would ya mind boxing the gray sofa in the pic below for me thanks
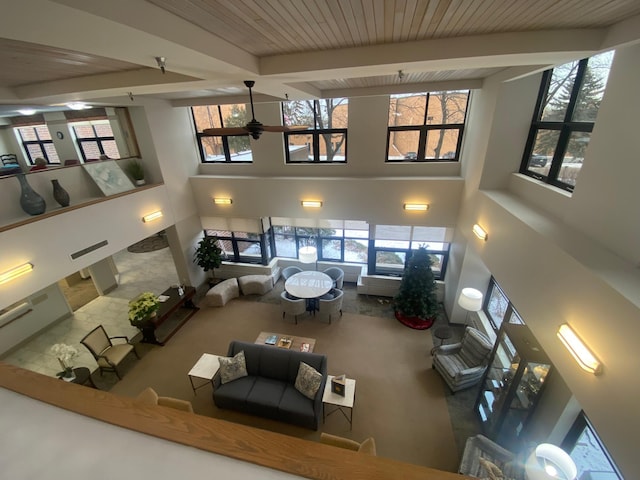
[212,340,327,430]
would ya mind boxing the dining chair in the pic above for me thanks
[80,325,139,379]
[318,289,344,323]
[280,291,306,324]
[282,266,303,281]
[322,267,344,289]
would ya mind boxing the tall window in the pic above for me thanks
[282,98,348,163]
[192,105,252,163]
[270,219,368,263]
[369,225,450,280]
[387,90,469,162]
[562,412,623,479]
[483,277,524,332]
[15,125,60,164]
[205,230,269,264]
[71,120,120,161]
[521,51,614,192]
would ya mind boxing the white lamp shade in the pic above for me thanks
[298,246,318,264]
[458,287,483,312]
[525,444,577,480]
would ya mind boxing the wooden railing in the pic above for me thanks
[0,363,469,480]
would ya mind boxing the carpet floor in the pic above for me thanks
[108,294,466,472]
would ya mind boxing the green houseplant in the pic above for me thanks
[125,159,145,185]
[194,236,224,282]
[393,246,439,329]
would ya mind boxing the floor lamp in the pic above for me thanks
[458,288,483,326]
[525,443,577,480]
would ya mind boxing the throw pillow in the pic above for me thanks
[218,350,248,384]
[294,361,323,400]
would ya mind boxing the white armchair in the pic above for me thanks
[432,326,493,393]
[322,267,344,289]
[318,289,344,323]
[280,291,306,324]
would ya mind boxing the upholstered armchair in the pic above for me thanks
[322,267,344,289]
[282,266,303,281]
[319,288,344,323]
[432,326,493,393]
[320,433,377,456]
[80,325,139,379]
[459,434,523,479]
[135,387,194,413]
[280,291,307,324]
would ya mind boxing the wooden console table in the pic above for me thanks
[138,286,198,346]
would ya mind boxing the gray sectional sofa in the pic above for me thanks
[212,340,327,430]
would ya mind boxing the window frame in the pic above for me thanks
[15,125,59,165]
[483,277,525,332]
[367,243,449,280]
[282,98,348,164]
[192,106,253,164]
[204,230,270,265]
[71,121,119,161]
[386,90,470,163]
[520,54,611,192]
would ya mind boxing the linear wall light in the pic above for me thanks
[473,224,488,241]
[213,197,233,205]
[301,200,322,208]
[0,263,33,285]
[403,203,429,211]
[557,323,602,375]
[142,211,163,223]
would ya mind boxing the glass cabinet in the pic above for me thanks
[474,322,552,449]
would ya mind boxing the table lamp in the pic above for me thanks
[525,443,577,480]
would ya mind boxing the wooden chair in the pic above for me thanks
[80,325,139,379]
[320,433,377,455]
[135,387,194,413]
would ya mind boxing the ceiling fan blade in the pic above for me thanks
[202,127,249,136]
[262,125,309,133]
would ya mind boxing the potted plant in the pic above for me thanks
[125,159,146,186]
[128,291,160,327]
[393,246,439,330]
[50,343,79,379]
[193,236,224,285]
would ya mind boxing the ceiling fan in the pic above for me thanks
[202,80,306,139]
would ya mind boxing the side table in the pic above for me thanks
[431,326,453,355]
[58,367,98,389]
[188,353,222,394]
[322,375,356,430]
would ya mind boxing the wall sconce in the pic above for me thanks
[473,224,488,241]
[301,200,322,208]
[557,323,602,375]
[213,197,233,205]
[142,211,163,223]
[403,203,429,211]
[0,263,33,285]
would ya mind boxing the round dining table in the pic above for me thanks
[284,271,333,312]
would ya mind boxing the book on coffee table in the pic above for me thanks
[277,337,292,349]
[300,343,310,352]
[265,335,277,345]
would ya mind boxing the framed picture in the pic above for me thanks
[83,160,135,196]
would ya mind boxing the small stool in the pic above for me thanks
[431,326,453,355]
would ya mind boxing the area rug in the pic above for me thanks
[127,233,168,253]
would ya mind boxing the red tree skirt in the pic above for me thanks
[395,311,435,330]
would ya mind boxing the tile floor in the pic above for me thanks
[3,247,179,378]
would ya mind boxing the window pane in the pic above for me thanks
[570,423,622,479]
[572,51,614,122]
[375,250,406,274]
[388,129,420,160]
[227,135,252,161]
[192,106,222,130]
[18,127,37,141]
[321,239,341,260]
[101,140,119,159]
[541,60,579,121]
[26,144,44,160]
[283,100,315,128]
[529,129,560,175]
[201,136,225,161]
[487,283,509,330]
[425,128,460,160]
[322,98,348,128]
[286,134,313,161]
[94,123,114,137]
[43,143,60,162]
[274,234,296,257]
[427,91,468,124]
[80,141,101,160]
[74,125,95,138]
[237,241,261,259]
[389,94,426,127]
[35,125,51,140]
[559,131,590,187]
[345,239,368,263]
[319,132,346,162]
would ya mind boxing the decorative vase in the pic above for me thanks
[16,173,46,215]
[51,179,70,207]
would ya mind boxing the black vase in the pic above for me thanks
[51,179,70,207]
[16,173,46,215]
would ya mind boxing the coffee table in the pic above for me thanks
[254,331,316,353]
[323,375,356,430]
[188,353,222,394]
